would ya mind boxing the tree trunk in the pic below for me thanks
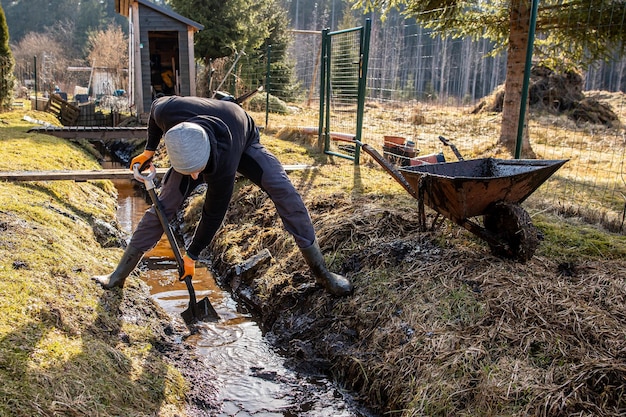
[460,38,471,101]
[440,37,448,100]
[500,0,535,158]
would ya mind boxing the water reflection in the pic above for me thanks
[113,178,373,417]
[114,179,147,236]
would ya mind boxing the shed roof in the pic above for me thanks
[115,0,204,30]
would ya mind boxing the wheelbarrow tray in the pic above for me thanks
[399,158,568,222]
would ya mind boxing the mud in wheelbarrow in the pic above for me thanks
[397,157,568,262]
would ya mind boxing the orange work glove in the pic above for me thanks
[181,253,195,281]
[130,150,155,172]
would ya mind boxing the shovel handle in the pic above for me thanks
[183,275,198,306]
[132,163,158,190]
[137,168,186,278]
[136,167,218,323]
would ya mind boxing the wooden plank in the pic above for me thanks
[27,126,148,140]
[0,165,312,182]
[0,168,169,182]
[45,94,81,126]
[115,0,131,16]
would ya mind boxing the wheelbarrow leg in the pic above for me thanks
[418,178,426,231]
[431,213,445,231]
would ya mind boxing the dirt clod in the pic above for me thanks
[472,65,620,127]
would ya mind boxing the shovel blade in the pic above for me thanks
[181,297,220,325]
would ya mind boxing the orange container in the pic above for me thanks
[410,152,445,166]
[383,135,406,146]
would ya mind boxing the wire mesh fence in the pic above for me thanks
[258,12,625,234]
[319,26,366,161]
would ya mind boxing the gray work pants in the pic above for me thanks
[129,142,316,253]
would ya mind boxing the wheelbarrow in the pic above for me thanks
[357,138,567,262]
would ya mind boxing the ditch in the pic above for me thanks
[111,177,375,416]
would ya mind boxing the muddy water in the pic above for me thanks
[113,178,374,417]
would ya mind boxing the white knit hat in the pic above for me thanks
[164,122,211,175]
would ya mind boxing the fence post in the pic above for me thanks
[33,56,38,110]
[318,29,329,151]
[265,44,271,128]
[515,0,539,159]
[354,18,372,165]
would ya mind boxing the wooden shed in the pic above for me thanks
[115,0,204,116]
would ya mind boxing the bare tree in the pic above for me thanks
[86,25,127,74]
[11,32,68,93]
[85,25,128,96]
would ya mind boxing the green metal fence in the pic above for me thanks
[230,10,625,234]
[318,20,371,163]
[294,17,624,233]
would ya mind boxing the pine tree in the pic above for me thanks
[0,4,14,112]
[169,0,296,99]
[247,3,297,101]
[168,0,271,62]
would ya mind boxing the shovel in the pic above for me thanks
[133,164,219,324]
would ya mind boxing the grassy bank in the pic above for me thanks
[0,108,217,416]
[2,100,625,416]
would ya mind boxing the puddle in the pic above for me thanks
[113,178,375,417]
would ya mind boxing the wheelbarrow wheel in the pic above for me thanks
[483,202,541,262]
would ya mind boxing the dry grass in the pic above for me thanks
[210,177,626,416]
[209,104,626,416]
[250,90,626,232]
[0,107,213,416]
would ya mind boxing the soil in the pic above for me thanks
[202,188,446,412]
[191,182,626,416]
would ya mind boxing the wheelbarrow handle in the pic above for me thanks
[355,140,419,200]
[438,136,464,161]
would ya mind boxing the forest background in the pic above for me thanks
[2,0,624,100]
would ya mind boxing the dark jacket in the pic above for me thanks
[146,96,260,258]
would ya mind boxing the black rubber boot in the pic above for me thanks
[301,240,353,296]
[92,245,144,289]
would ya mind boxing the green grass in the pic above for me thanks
[0,108,190,417]
[534,213,626,259]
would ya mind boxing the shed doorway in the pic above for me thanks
[149,31,181,98]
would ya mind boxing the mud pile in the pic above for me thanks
[183,183,626,416]
[473,66,620,127]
